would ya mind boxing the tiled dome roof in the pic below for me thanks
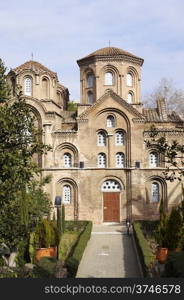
[12,60,57,77]
[77,47,144,65]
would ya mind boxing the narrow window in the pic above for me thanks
[116,152,124,167]
[87,73,94,88]
[127,92,133,103]
[151,182,160,202]
[24,77,32,96]
[107,115,115,128]
[115,131,124,145]
[63,153,72,167]
[127,73,133,86]
[98,153,106,168]
[87,91,94,104]
[105,72,113,85]
[97,131,106,146]
[149,152,159,167]
[42,77,49,98]
[63,185,71,204]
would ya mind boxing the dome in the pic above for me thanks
[77,46,144,65]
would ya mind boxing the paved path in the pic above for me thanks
[76,224,142,278]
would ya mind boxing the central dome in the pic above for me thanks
[77,46,144,66]
[86,46,137,57]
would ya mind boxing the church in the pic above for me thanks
[7,47,184,223]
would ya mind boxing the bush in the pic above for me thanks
[34,256,57,278]
[29,219,59,263]
[163,251,184,277]
[164,207,183,249]
[59,232,79,262]
[66,221,92,277]
[133,221,155,277]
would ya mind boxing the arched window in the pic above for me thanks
[87,73,94,88]
[107,115,115,127]
[116,152,125,167]
[87,91,94,104]
[104,72,113,85]
[151,182,160,202]
[42,77,49,98]
[127,92,133,103]
[63,185,71,204]
[127,73,133,86]
[115,131,124,145]
[63,153,72,167]
[98,153,106,168]
[102,180,121,192]
[149,152,159,167]
[24,77,32,96]
[97,131,106,146]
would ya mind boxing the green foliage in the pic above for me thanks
[34,256,57,278]
[133,222,155,277]
[0,58,52,251]
[163,251,184,277]
[61,205,65,233]
[155,199,169,247]
[67,101,77,111]
[165,207,183,249]
[59,232,79,262]
[29,220,59,263]
[0,59,10,103]
[66,221,92,277]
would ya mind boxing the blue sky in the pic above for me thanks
[1,0,184,101]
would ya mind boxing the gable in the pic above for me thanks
[77,90,145,121]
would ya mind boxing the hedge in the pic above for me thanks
[59,232,79,262]
[133,221,155,277]
[65,221,92,277]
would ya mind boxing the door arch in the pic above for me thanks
[102,179,121,222]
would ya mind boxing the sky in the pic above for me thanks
[0,0,184,102]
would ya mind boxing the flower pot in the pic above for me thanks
[35,247,57,261]
[156,247,168,264]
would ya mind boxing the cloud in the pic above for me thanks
[0,0,184,100]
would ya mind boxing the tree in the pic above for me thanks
[145,125,184,181]
[0,59,52,252]
[67,101,77,111]
[144,78,184,118]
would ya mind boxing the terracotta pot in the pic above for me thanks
[156,247,168,264]
[35,247,57,261]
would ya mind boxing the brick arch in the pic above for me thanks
[56,177,79,220]
[54,143,79,167]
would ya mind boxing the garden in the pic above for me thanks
[0,208,92,278]
[133,198,184,277]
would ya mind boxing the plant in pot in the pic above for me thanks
[34,219,58,262]
[155,199,169,264]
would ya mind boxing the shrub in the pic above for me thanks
[163,251,184,277]
[59,232,79,262]
[165,207,183,249]
[133,221,155,277]
[34,256,57,278]
[66,221,92,277]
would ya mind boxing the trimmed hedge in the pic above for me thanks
[59,232,79,262]
[133,221,155,277]
[163,251,184,277]
[65,221,92,277]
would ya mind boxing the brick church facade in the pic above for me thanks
[7,47,184,223]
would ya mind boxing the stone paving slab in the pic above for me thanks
[76,224,141,278]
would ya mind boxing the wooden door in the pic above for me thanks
[103,192,120,222]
